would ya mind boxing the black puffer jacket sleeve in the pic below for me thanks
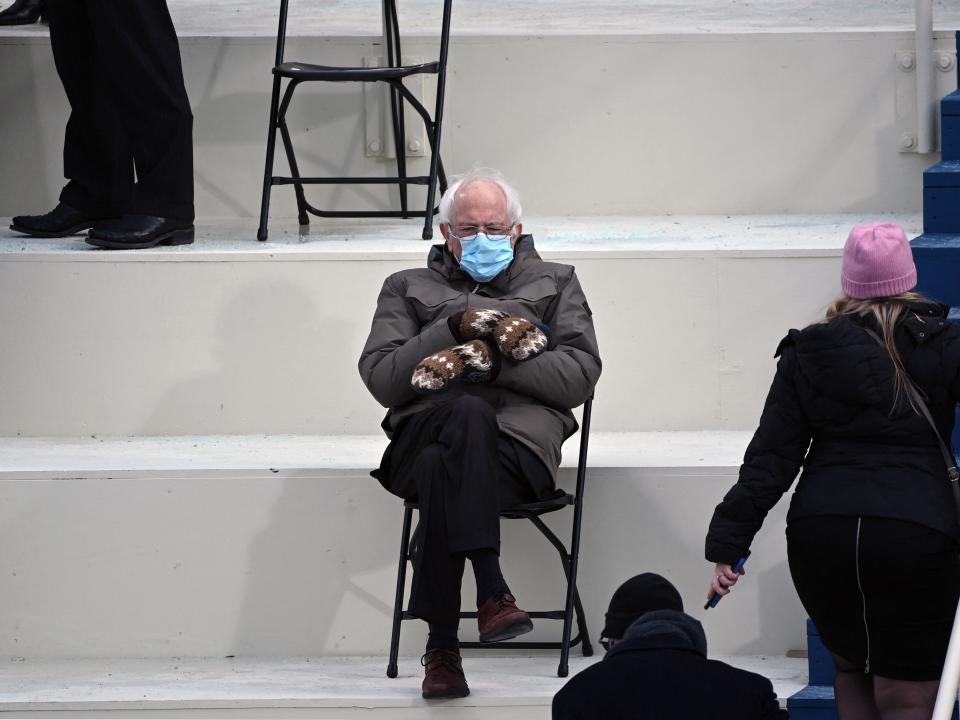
[705,342,812,565]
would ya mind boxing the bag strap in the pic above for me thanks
[863,327,960,512]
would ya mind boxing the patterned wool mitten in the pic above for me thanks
[493,316,549,362]
[448,308,510,343]
[411,340,498,394]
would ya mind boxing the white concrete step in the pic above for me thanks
[0,432,806,661]
[0,654,805,717]
[0,431,752,478]
[8,0,960,37]
[0,214,920,437]
[0,21,954,218]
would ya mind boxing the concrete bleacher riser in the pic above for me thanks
[0,244,843,437]
[0,31,955,220]
[0,462,802,659]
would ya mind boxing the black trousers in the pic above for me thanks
[44,0,194,221]
[374,395,556,627]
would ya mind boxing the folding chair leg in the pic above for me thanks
[257,75,283,241]
[421,0,452,240]
[573,585,594,657]
[559,502,587,677]
[384,0,409,218]
[558,582,575,675]
[388,84,409,217]
[527,513,589,677]
[276,82,310,228]
[387,506,414,678]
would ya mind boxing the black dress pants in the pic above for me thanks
[44,0,194,221]
[374,395,557,627]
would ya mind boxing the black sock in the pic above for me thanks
[467,549,510,607]
[426,623,459,652]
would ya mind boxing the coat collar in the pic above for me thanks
[851,300,951,345]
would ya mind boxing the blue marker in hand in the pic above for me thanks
[704,551,751,610]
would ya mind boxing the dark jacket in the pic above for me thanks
[552,610,786,720]
[706,302,960,565]
[358,235,602,478]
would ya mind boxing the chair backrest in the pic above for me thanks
[272,0,455,68]
[273,0,292,66]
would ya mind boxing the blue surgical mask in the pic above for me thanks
[458,233,515,283]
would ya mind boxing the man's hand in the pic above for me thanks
[449,309,549,362]
[449,308,510,342]
[492,316,549,362]
[411,339,498,394]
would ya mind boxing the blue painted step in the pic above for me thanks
[806,620,835,686]
[942,33,960,161]
[912,233,960,455]
[923,33,960,233]
[788,685,838,720]
[912,233,960,306]
[943,89,960,161]
[915,30,960,457]
[922,161,960,233]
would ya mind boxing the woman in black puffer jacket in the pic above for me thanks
[705,222,960,720]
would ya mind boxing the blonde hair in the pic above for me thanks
[823,291,928,412]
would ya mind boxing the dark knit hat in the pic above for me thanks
[601,573,684,640]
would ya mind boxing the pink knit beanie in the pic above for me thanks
[841,222,917,299]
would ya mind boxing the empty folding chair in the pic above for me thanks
[258,0,453,241]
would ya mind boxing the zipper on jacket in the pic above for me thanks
[855,516,871,674]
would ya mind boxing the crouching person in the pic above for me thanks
[358,169,602,699]
[552,574,787,719]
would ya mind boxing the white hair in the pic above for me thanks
[437,168,523,226]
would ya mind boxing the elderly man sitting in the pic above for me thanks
[358,169,601,698]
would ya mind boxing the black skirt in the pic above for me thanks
[787,515,960,681]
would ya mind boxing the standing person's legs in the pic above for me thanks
[832,655,880,720]
[85,0,193,222]
[860,518,960,720]
[44,0,132,215]
[872,678,938,720]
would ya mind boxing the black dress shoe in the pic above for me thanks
[0,0,44,26]
[10,203,119,238]
[86,215,195,250]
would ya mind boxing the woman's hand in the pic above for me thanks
[707,562,745,602]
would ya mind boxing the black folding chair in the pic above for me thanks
[257,0,453,242]
[386,396,595,679]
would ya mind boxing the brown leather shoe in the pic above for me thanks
[421,649,470,699]
[478,592,534,643]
